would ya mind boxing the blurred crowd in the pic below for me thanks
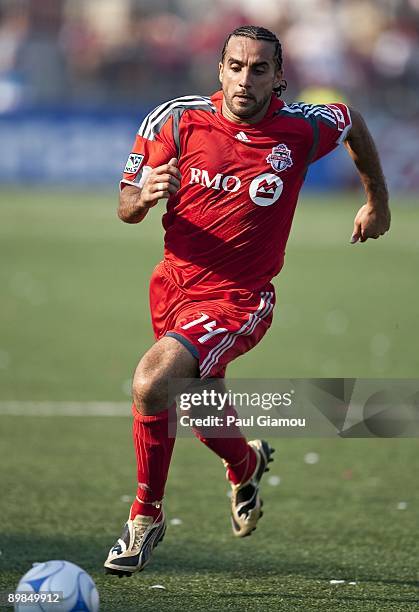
[0,0,419,117]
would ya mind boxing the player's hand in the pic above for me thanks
[139,158,181,209]
[350,201,391,244]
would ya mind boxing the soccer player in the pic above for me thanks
[104,25,390,576]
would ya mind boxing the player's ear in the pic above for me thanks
[273,69,283,90]
[218,61,224,84]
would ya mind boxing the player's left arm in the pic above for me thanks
[344,108,390,244]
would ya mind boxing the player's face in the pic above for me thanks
[219,37,283,124]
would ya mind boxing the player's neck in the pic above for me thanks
[221,98,271,125]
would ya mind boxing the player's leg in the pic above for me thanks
[190,375,259,485]
[104,336,198,576]
[176,289,276,536]
[130,336,198,516]
[190,377,274,537]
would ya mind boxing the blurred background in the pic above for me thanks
[1,0,419,188]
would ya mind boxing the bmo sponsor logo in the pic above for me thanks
[249,173,283,206]
[189,167,283,206]
[189,167,241,192]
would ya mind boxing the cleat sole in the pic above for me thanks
[104,568,133,578]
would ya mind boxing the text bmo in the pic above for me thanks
[189,167,241,192]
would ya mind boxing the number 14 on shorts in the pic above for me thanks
[181,313,227,344]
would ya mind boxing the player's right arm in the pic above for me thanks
[118,158,181,224]
[118,101,181,224]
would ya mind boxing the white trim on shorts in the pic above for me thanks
[199,291,274,378]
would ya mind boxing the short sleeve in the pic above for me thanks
[120,103,178,190]
[310,103,352,163]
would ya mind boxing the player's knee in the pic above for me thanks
[132,370,167,414]
[132,337,197,414]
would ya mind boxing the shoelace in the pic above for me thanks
[133,522,149,548]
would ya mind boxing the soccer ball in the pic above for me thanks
[14,560,99,611]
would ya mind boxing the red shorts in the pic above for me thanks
[149,261,275,378]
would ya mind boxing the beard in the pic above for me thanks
[224,90,272,119]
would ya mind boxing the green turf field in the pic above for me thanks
[1,189,418,400]
[0,189,418,611]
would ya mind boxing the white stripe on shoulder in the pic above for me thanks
[304,107,336,123]
[138,95,216,140]
[281,104,306,114]
[283,103,337,125]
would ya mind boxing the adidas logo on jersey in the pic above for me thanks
[235,131,251,142]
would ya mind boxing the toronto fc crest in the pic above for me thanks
[266,143,293,173]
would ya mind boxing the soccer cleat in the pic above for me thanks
[104,510,166,577]
[229,439,275,537]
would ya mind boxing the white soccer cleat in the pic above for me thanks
[229,439,275,537]
[104,511,166,577]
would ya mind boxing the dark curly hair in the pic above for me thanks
[221,25,287,96]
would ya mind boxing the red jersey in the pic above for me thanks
[121,90,351,298]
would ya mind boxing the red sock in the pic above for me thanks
[129,403,176,520]
[192,405,257,485]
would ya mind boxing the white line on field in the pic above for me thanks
[0,401,131,417]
